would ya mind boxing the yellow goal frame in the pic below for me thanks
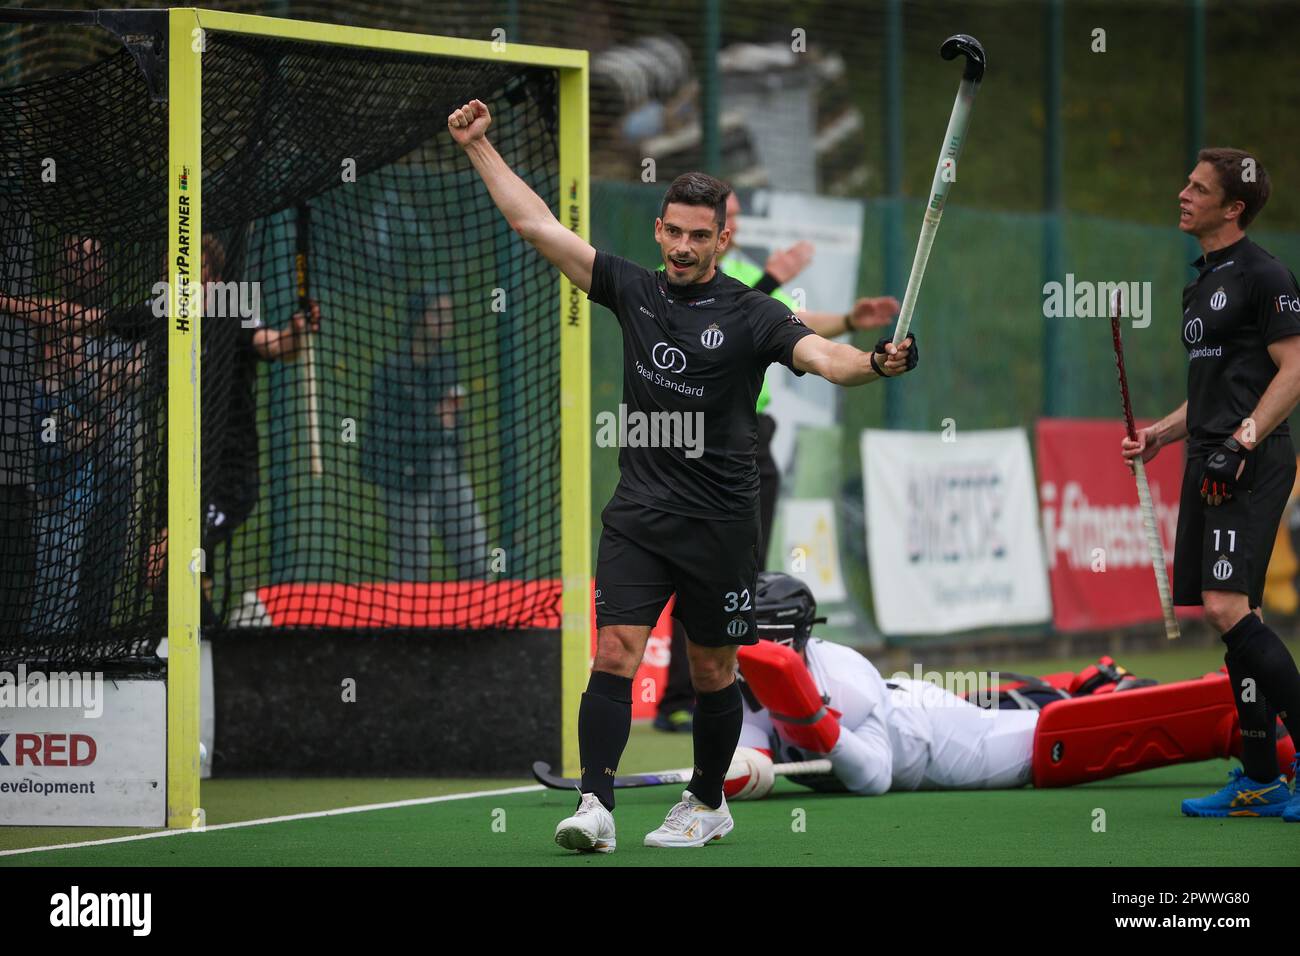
[166,8,590,827]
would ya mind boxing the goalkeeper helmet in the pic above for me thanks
[754,571,825,653]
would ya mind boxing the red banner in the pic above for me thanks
[1036,419,1199,631]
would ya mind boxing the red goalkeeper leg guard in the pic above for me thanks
[1033,672,1243,787]
[736,641,840,754]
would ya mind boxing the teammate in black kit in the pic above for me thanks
[1122,147,1300,820]
[449,98,917,851]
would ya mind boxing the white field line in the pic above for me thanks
[0,783,546,858]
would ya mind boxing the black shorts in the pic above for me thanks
[594,494,760,647]
[1173,434,1296,607]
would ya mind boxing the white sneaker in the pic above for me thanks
[644,790,734,848]
[554,793,617,853]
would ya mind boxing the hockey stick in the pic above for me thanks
[1111,289,1180,640]
[892,34,986,347]
[531,758,834,792]
[295,202,323,478]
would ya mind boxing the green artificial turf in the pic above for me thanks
[3,642,1296,865]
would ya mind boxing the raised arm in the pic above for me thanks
[448,99,595,293]
[792,332,915,386]
[0,293,101,332]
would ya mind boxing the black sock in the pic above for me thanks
[686,680,743,810]
[1222,613,1300,763]
[1223,646,1280,781]
[578,671,633,811]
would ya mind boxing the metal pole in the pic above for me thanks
[703,0,721,174]
[882,0,904,428]
[1042,0,1064,416]
[1185,0,1206,264]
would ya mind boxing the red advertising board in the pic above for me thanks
[1036,418,1199,631]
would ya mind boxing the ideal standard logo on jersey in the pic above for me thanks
[1183,316,1203,344]
[652,342,687,373]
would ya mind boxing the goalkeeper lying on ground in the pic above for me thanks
[727,572,1295,809]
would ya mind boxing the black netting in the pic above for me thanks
[1,28,563,666]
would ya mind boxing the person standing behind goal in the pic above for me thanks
[449,98,917,851]
[1122,147,1300,820]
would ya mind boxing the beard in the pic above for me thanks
[664,251,714,286]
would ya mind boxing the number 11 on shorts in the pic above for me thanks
[1213,529,1237,551]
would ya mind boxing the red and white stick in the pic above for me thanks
[1111,290,1179,640]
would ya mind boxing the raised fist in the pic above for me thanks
[448,99,491,146]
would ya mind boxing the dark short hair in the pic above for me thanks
[659,172,731,233]
[1197,147,1271,229]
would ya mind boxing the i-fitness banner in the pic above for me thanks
[1036,419,1189,632]
[862,428,1052,635]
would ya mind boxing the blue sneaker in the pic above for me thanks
[1283,758,1300,823]
[1182,768,1292,818]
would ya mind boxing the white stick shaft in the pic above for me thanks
[1134,457,1179,640]
[894,77,980,346]
[304,338,322,478]
[723,758,833,781]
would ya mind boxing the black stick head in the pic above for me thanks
[941,34,986,82]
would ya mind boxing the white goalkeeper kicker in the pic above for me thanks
[893,35,985,347]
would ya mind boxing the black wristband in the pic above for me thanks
[754,271,781,295]
[869,350,887,377]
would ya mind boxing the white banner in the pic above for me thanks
[0,675,165,827]
[862,428,1052,635]
[779,498,847,603]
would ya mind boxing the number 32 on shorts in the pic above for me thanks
[724,589,752,612]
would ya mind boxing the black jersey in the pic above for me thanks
[588,250,815,519]
[1181,236,1300,454]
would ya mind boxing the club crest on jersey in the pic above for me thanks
[1213,556,1233,581]
[1210,287,1226,311]
[700,323,724,349]
[726,616,749,638]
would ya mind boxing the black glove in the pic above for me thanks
[1200,437,1247,504]
[871,333,919,377]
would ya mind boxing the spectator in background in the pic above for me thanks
[2,236,119,634]
[0,290,38,639]
[28,324,101,633]
[365,286,488,582]
[5,234,319,627]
